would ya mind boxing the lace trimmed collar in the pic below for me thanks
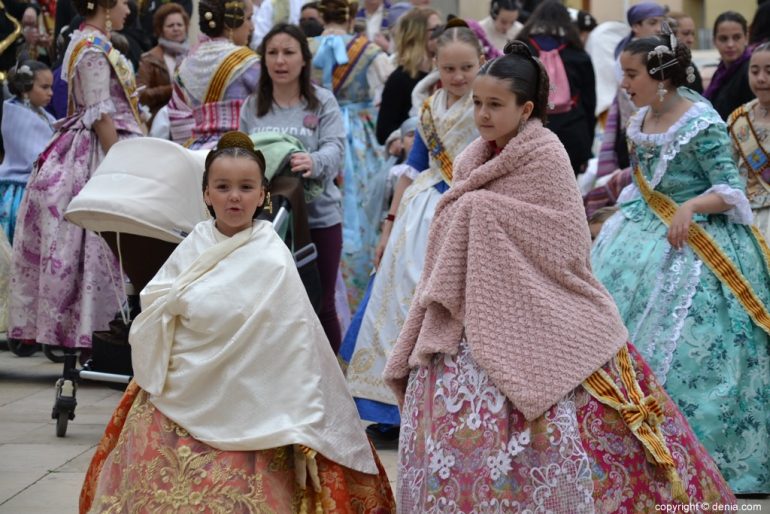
[618,101,722,203]
[626,101,712,146]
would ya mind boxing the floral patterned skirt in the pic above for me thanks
[8,128,131,348]
[397,341,735,513]
[80,382,395,514]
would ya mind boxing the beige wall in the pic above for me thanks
[704,0,755,29]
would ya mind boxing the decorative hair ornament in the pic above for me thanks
[204,11,213,19]
[17,64,33,77]
[209,20,216,28]
[686,65,696,84]
[86,1,94,9]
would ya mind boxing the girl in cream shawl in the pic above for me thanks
[340,21,482,430]
[80,132,395,514]
[383,42,734,513]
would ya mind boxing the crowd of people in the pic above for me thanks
[0,0,769,511]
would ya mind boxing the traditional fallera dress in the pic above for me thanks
[341,89,478,426]
[383,120,735,513]
[167,37,259,149]
[310,32,391,310]
[0,97,55,243]
[8,27,144,349]
[80,220,395,513]
[728,98,770,240]
[592,101,770,494]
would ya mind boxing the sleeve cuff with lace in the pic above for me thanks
[703,184,753,224]
[390,163,419,180]
[82,99,117,129]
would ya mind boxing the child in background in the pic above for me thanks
[0,60,55,243]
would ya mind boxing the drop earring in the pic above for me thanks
[22,93,30,107]
[657,82,667,103]
[105,9,112,32]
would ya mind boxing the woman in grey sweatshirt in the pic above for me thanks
[240,23,346,353]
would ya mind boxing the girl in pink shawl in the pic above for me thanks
[383,41,735,513]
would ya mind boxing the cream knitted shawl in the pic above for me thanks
[383,121,628,421]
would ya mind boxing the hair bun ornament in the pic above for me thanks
[218,131,256,152]
[686,65,696,84]
[17,64,33,77]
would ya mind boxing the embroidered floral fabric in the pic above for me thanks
[397,341,733,513]
[80,382,396,514]
[8,28,143,349]
[592,102,770,493]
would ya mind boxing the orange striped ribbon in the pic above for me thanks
[203,47,258,103]
[633,166,770,335]
[582,345,689,503]
[331,35,368,94]
[420,100,454,184]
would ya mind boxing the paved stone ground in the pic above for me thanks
[0,345,767,513]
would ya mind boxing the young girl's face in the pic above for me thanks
[28,69,53,108]
[749,51,770,106]
[204,156,265,237]
[436,40,482,101]
[472,74,533,148]
[619,50,658,108]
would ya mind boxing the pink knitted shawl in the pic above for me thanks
[383,120,628,421]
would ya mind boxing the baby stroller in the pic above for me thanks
[54,137,321,437]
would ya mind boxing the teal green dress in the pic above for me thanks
[592,101,770,494]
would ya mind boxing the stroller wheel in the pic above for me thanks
[55,411,69,437]
[8,339,39,357]
[43,345,67,363]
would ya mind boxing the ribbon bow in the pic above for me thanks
[311,35,349,90]
[618,394,663,431]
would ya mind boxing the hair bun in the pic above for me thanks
[503,40,534,58]
[217,131,257,152]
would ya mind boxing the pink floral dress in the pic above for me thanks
[8,27,144,348]
[397,341,736,513]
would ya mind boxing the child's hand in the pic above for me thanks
[668,203,694,250]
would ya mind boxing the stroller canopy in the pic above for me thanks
[66,138,210,243]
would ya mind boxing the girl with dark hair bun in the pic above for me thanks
[240,23,347,353]
[166,0,259,148]
[383,39,737,512]
[7,0,144,357]
[516,0,596,174]
[307,0,392,308]
[592,33,770,495]
[79,131,396,513]
[479,0,522,51]
[0,60,55,244]
[705,11,754,120]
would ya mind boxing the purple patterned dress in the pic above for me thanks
[8,27,144,349]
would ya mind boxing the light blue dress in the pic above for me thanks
[310,34,388,310]
[592,101,770,494]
